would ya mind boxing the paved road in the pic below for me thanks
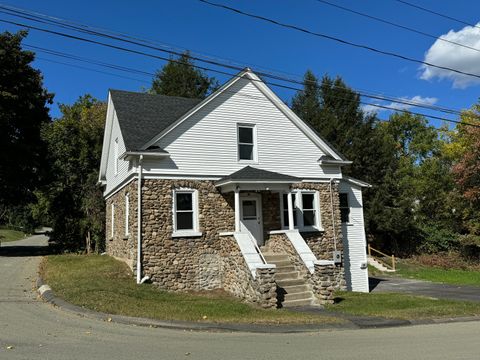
[370,276,480,302]
[1,236,480,360]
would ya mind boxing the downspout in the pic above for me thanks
[136,155,143,284]
[329,178,338,252]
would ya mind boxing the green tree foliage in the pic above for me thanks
[36,95,106,252]
[150,52,218,99]
[0,31,53,228]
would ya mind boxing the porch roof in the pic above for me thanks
[215,166,300,190]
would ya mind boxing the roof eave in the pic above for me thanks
[120,151,170,161]
[318,159,353,166]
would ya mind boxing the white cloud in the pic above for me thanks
[421,23,480,88]
[362,96,438,114]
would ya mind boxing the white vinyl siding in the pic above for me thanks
[104,110,135,195]
[339,181,369,292]
[150,78,341,179]
[172,189,201,237]
[125,193,129,236]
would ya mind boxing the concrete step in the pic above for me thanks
[274,265,296,273]
[263,254,290,262]
[276,278,305,287]
[284,291,314,301]
[282,298,314,308]
[266,260,291,267]
[282,284,310,294]
[275,271,300,281]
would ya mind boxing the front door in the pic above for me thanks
[240,194,264,246]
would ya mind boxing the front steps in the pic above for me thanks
[262,253,316,308]
[367,256,395,272]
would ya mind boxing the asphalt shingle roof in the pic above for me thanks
[218,166,300,183]
[110,90,202,151]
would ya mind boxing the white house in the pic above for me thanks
[99,68,370,308]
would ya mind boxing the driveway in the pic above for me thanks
[1,236,480,360]
[370,276,480,302]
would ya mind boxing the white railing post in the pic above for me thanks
[234,187,240,233]
[287,191,294,231]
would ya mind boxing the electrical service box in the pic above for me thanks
[333,251,342,264]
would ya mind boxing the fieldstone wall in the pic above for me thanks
[262,192,281,235]
[293,182,344,261]
[265,233,309,279]
[105,180,138,269]
[220,235,276,308]
[312,263,336,305]
[141,179,233,291]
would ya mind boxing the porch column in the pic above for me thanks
[234,187,240,232]
[287,191,294,231]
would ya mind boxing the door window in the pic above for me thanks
[242,200,257,220]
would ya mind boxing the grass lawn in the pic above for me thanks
[327,291,480,320]
[0,227,27,242]
[395,262,480,287]
[40,254,340,324]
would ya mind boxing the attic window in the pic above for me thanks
[238,124,256,161]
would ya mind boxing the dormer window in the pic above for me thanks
[238,124,256,162]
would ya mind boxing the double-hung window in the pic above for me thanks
[281,190,321,231]
[238,124,256,161]
[173,189,201,237]
[339,193,350,223]
[125,193,130,236]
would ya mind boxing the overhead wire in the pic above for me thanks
[314,0,480,54]
[0,3,469,117]
[197,0,480,81]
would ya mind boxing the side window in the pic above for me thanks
[282,193,298,228]
[281,191,320,230]
[114,138,119,175]
[339,193,350,223]
[125,193,129,236]
[301,193,316,227]
[111,203,115,238]
[238,125,256,161]
[173,190,200,236]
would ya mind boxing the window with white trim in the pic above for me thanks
[281,190,321,231]
[173,189,201,237]
[111,203,115,238]
[114,138,119,175]
[339,193,350,223]
[237,124,256,161]
[125,193,130,236]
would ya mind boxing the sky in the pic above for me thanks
[2,0,480,125]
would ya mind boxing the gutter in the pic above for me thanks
[136,155,143,284]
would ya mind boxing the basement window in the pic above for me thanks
[172,189,202,237]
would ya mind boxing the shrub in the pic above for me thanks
[458,234,480,261]
[418,224,459,254]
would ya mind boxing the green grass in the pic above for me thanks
[40,254,340,324]
[395,262,480,287]
[0,227,27,242]
[327,291,480,320]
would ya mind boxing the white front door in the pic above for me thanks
[240,194,263,246]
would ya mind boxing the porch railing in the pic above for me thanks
[368,244,396,271]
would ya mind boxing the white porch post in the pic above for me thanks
[287,191,294,231]
[234,187,240,232]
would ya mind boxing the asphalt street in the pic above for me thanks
[1,235,480,360]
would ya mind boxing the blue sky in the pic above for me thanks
[2,0,480,125]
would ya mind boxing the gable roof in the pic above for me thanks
[216,166,300,186]
[141,68,349,162]
[110,90,202,151]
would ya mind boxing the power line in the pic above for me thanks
[314,0,480,54]
[0,3,466,117]
[394,0,480,30]
[198,0,480,81]
[25,41,464,118]
[1,10,477,126]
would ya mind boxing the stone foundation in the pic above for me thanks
[104,179,344,308]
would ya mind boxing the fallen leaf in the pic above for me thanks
[185,352,191,356]
[6,346,14,350]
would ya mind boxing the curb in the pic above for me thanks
[35,277,356,333]
[36,277,480,333]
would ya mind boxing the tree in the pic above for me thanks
[150,52,218,99]
[0,31,53,227]
[36,95,106,252]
